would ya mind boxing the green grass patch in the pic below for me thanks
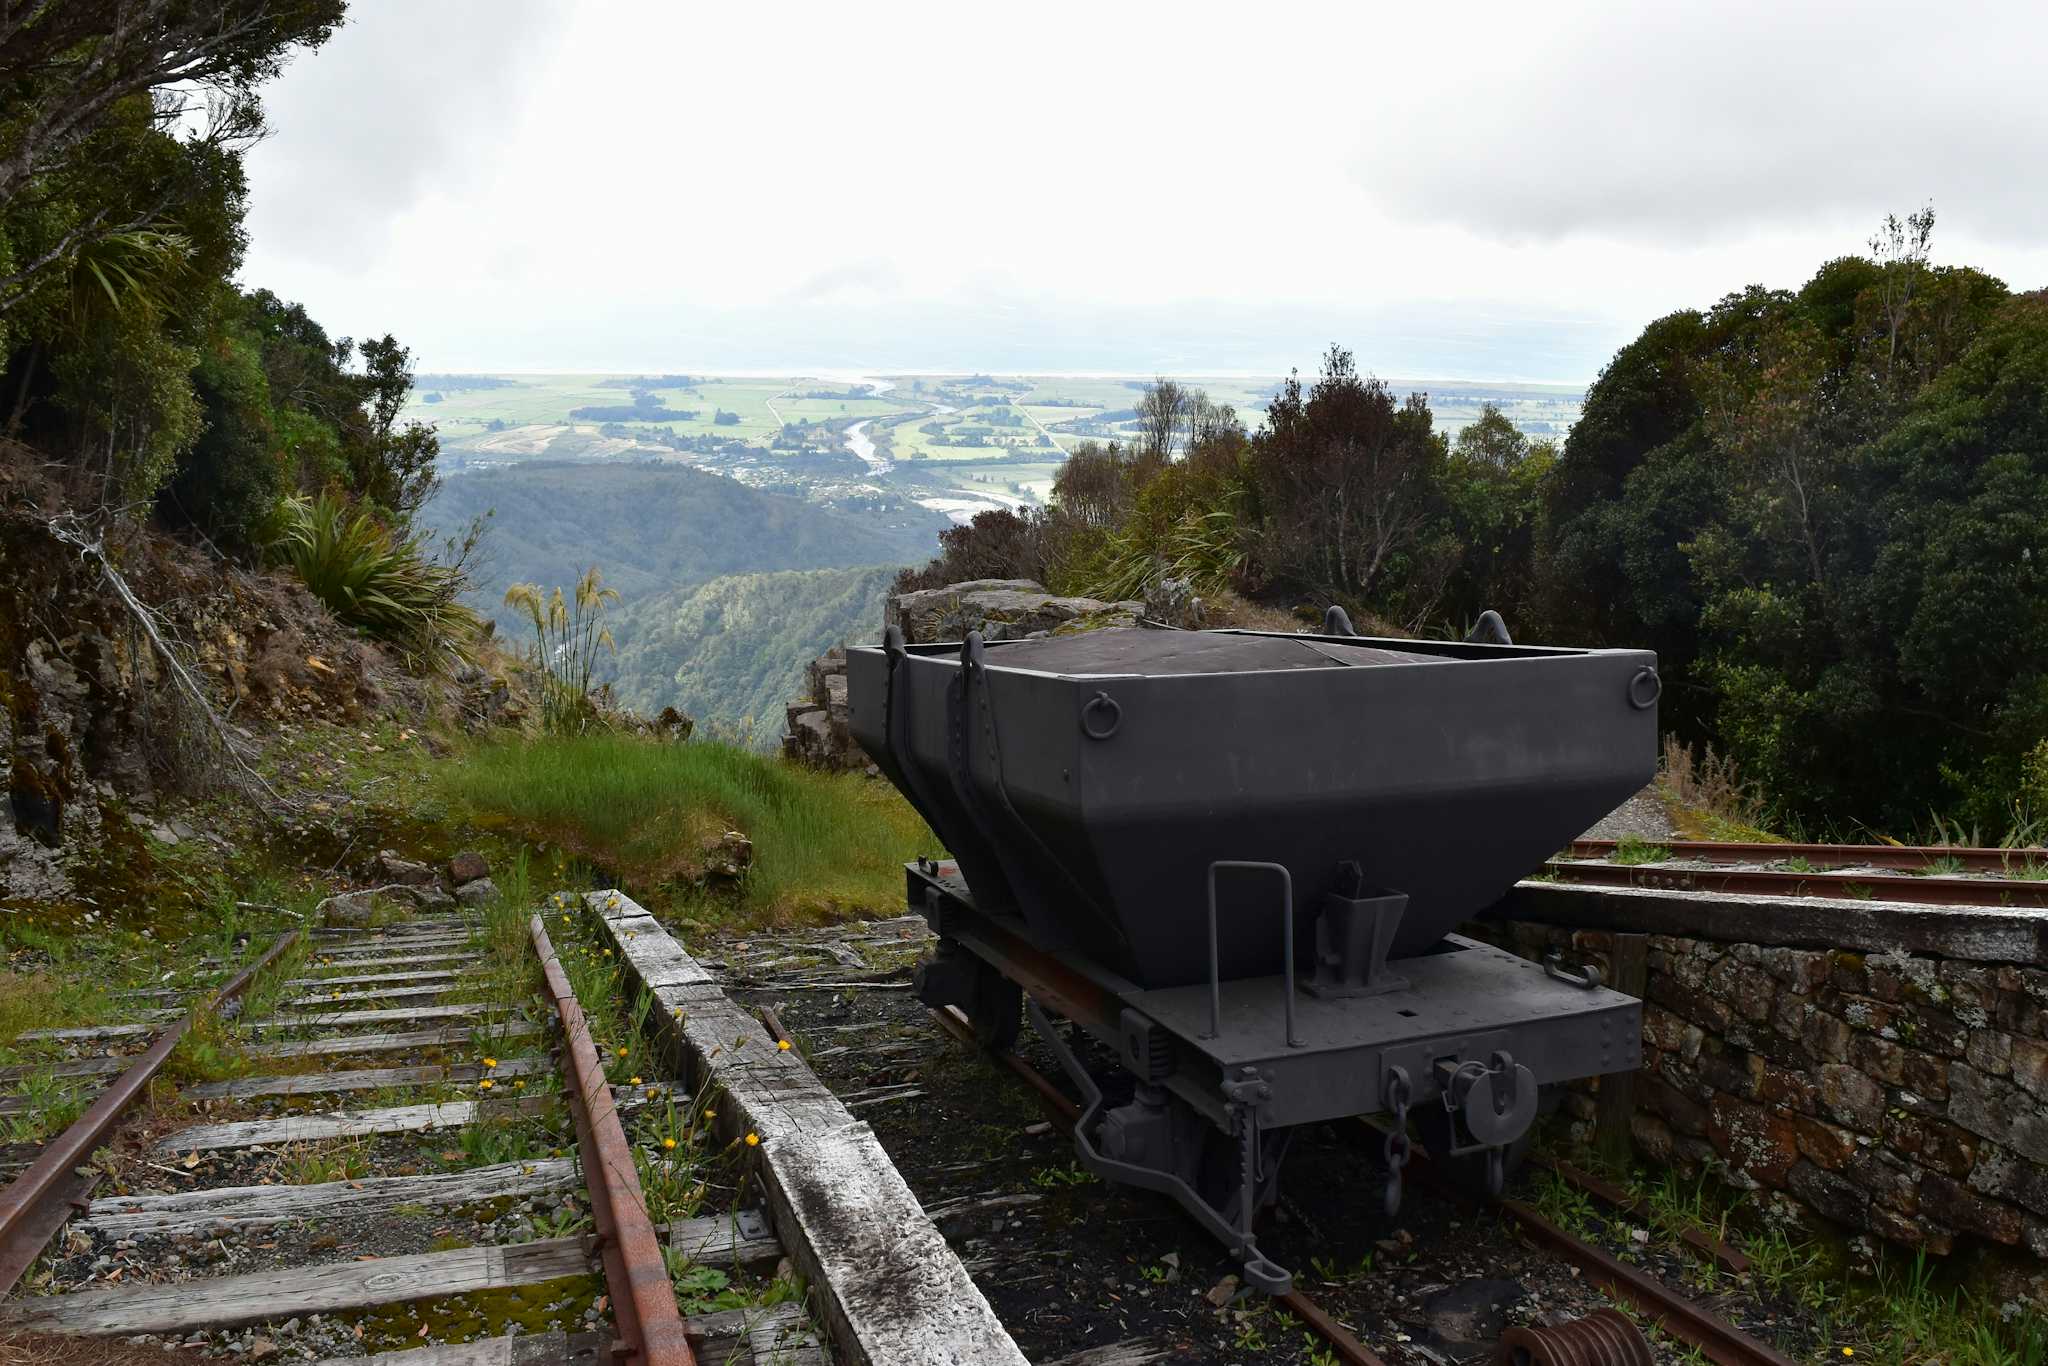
[1611,834,1671,866]
[440,735,936,924]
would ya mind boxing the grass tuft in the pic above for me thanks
[1612,834,1671,866]
[439,735,935,924]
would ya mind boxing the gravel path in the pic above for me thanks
[1579,786,1676,842]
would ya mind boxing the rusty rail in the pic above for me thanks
[1534,1157,1750,1276]
[1496,1194,1796,1366]
[1542,857,2048,908]
[1566,837,2044,876]
[931,1005,1387,1366]
[0,929,300,1295]
[530,915,695,1366]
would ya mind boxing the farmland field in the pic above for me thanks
[404,371,1585,525]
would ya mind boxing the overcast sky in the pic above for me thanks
[239,0,2048,382]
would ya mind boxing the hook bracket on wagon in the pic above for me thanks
[855,610,1655,1294]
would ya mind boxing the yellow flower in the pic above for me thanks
[776,1039,791,1052]
[704,1108,716,1119]
[630,1076,642,1086]
[602,949,612,958]
[663,1137,677,1150]
[478,1079,494,1090]
[646,1087,659,1100]
[672,1006,683,1018]
[514,1080,525,1089]
[744,1132,759,1147]
[483,1057,498,1069]
[617,1046,628,1058]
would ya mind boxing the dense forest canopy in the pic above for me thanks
[0,1,439,547]
[904,218,2047,838]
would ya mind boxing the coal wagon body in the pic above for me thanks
[848,616,1658,1293]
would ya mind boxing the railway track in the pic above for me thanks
[1551,838,2048,907]
[0,911,824,1364]
[924,1003,1799,1366]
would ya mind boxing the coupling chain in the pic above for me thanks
[1382,1066,1413,1217]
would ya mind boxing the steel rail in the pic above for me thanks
[1533,1157,1750,1277]
[1566,838,2045,876]
[530,916,695,1366]
[1381,1139,1793,1366]
[1494,1194,1796,1366]
[0,929,300,1295]
[931,1005,1387,1366]
[1541,858,2048,909]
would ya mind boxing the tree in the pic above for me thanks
[1248,345,1445,610]
[0,1,343,335]
[1869,202,1934,388]
[1452,403,1530,467]
[355,333,439,518]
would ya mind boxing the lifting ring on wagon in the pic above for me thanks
[854,609,1655,1297]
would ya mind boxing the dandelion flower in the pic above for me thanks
[630,1076,642,1086]
[777,1039,791,1052]
[514,1080,526,1089]
[663,1137,678,1150]
[646,1087,659,1100]
[617,1046,629,1058]
[483,1057,498,1069]
[479,1079,494,1090]
[745,1133,759,1147]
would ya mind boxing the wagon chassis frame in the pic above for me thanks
[908,858,1645,1294]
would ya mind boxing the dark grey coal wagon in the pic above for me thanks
[848,616,1658,1293]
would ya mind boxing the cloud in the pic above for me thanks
[243,0,567,269]
[1351,1,2048,247]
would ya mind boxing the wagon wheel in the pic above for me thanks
[969,967,1022,1052]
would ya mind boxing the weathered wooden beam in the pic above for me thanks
[248,1019,540,1061]
[152,1100,499,1153]
[245,1003,490,1032]
[587,889,1027,1366]
[183,1056,550,1103]
[0,1209,783,1335]
[154,1083,675,1153]
[1492,880,2048,965]
[282,982,465,1007]
[282,969,460,989]
[16,1010,183,1043]
[301,1304,826,1366]
[299,958,479,978]
[78,1159,577,1238]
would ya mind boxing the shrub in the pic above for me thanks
[503,567,619,734]
[276,492,482,667]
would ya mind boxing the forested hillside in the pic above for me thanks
[425,462,944,606]
[608,566,899,737]
[421,463,946,731]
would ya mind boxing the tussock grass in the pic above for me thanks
[0,972,62,1049]
[440,735,936,924]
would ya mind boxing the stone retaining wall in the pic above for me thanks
[1472,915,2048,1261]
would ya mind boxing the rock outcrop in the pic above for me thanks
[782,646,864,772]
[779,580,1146,772]
[886,578,1142,645]
[1,496,402,909]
